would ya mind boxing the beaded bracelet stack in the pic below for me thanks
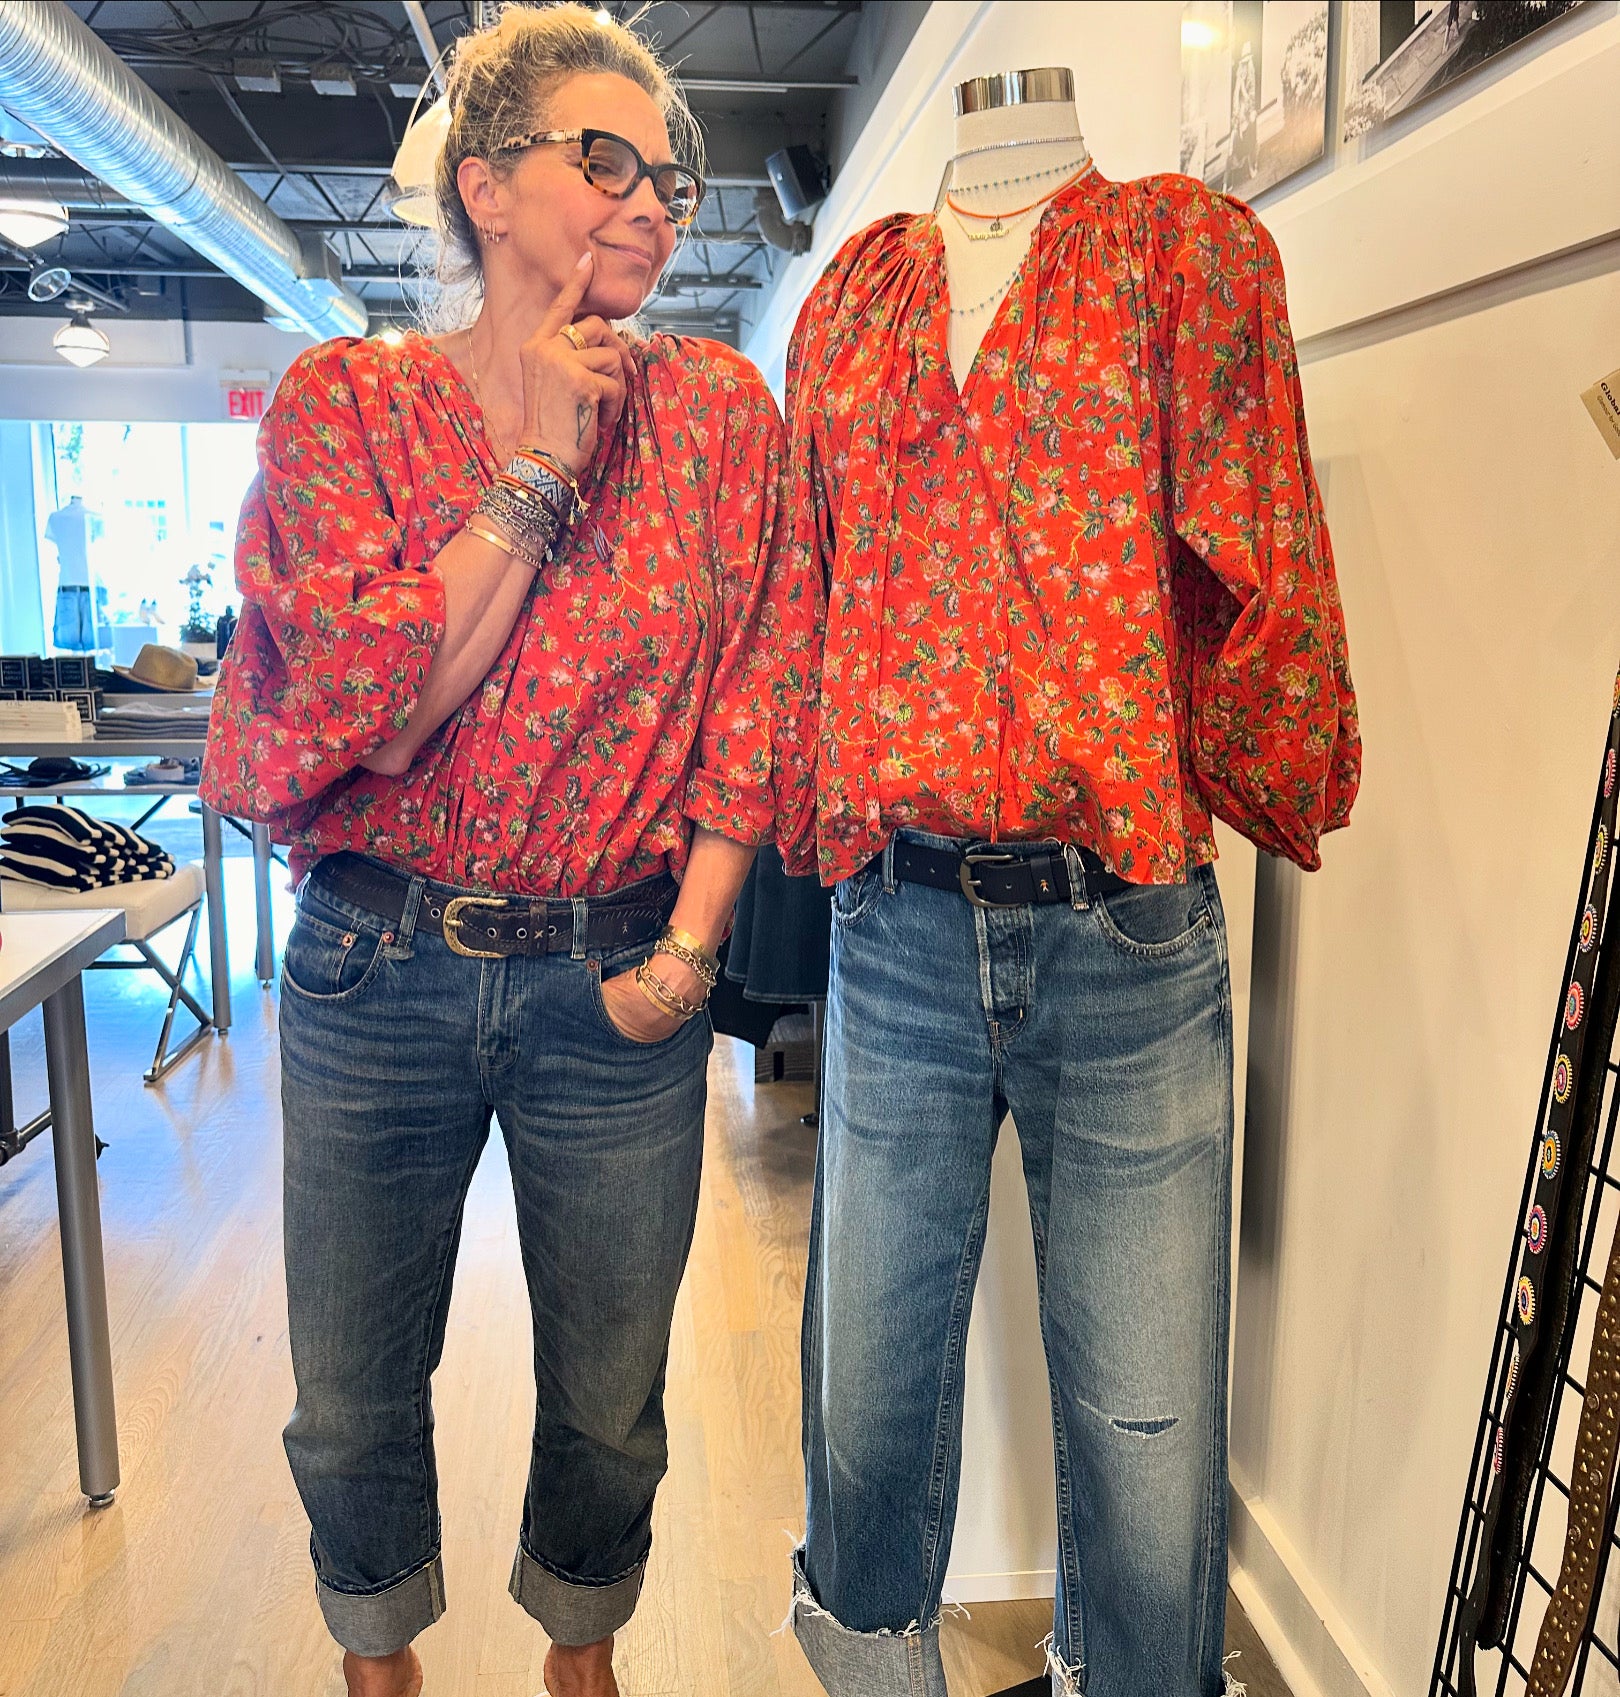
[468,445,588,569]
[634,924,721,1023]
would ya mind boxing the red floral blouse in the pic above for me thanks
[781,167,1360,885]
[200,331,817,895]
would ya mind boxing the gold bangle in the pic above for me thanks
[636,968,696,1022]
[634,966,689,1021]
[643,962,704,1017]
[465,518,542,569]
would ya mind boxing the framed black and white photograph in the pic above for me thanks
[1342,0,1589,139]
[1180,0,1330,200]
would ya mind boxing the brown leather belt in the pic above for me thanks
[1528,1207,1620,1695]
[307,851,676,959]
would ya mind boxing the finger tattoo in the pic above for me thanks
[575,400,592,448]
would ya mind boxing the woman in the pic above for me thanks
[201,8,815,1696]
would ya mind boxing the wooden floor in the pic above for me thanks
[0,862,1287,1696]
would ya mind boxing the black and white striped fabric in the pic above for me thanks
[0,804,175,892]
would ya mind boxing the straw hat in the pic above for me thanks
[112,643,199,693]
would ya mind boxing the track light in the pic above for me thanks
[233,58,281,94]
[53,310,109,368]
[309,64,357,97]
[26,261,70,302]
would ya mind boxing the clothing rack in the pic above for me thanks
[1433,680,1620,1696]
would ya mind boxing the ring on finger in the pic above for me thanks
[559,323,586,351]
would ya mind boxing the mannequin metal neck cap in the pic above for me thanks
[954,66,1074,117]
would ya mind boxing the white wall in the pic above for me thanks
[748,4,1620,1693]
[0,317,314,423]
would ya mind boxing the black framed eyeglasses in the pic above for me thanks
[495,127,706,226]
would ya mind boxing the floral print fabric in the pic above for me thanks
[781,167,1360,884]
[201,330,817,895]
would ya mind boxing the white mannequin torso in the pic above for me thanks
[939,98,1089,389]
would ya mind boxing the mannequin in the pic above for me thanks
[45,494,106,653]
[939,67,1090,388]
[783,61,1359,1697]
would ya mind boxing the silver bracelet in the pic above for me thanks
[476,480,561,564]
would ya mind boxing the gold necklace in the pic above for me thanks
[465,324,481,406]
[945,160,1094,241]
[465,325,516,462]
[947,200,1043,244]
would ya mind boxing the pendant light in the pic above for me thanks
[0,196,69,248]
[54,309,109,368]
[387,92,449,228]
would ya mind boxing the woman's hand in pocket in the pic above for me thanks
[600,965,687,1044]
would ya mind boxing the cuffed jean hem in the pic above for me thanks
[791,1549,947,1697]
[315,1552,446,1657]
[509,1541,646,1646]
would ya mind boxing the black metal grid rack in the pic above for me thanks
[1433,704,1620,1697]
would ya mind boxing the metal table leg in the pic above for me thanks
[43,976,119,1505]
[251,823,274,984]
[200,802,232,1033]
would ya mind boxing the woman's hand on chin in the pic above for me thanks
[519,251,631,476]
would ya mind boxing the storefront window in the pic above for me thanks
[29,419,257,653]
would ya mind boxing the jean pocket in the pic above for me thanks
[1090,869,1213,959]
[588,959,703,1049]
[831,864,884,927]
[281,907,388,1002]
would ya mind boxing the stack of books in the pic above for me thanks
[0,700,87,742]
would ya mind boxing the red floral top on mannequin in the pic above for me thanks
[201,332,818,895]
[782,167,1360,885]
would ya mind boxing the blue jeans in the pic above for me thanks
[278,862,711,1657]
[792,833,1235,1697]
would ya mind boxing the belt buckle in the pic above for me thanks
[958,851,1023,910]
[442,894,510,958]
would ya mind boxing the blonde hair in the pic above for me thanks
[431,3,700,320]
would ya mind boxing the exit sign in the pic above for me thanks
[220,368,272,423]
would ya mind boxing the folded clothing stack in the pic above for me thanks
[0,804,175,891]
[96,698,213,738]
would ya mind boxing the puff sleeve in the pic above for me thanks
[1161,190,1361,868]
[678,344,821,856]
[200,339,446,826]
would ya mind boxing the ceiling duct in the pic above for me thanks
[0,157,127,211]
[0,0,366,338]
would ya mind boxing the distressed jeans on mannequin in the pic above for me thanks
[791,832,1236,1697]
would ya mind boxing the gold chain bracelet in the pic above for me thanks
[652,934,719,988]
[662,924,719,972]
[636,959,706,1020]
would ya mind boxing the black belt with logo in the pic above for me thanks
[880,837,1102,909]
[1457,686,1620,1694]
[307,851,676,959]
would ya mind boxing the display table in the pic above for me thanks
[0,908,125,1503]
[0,733,280,1024]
